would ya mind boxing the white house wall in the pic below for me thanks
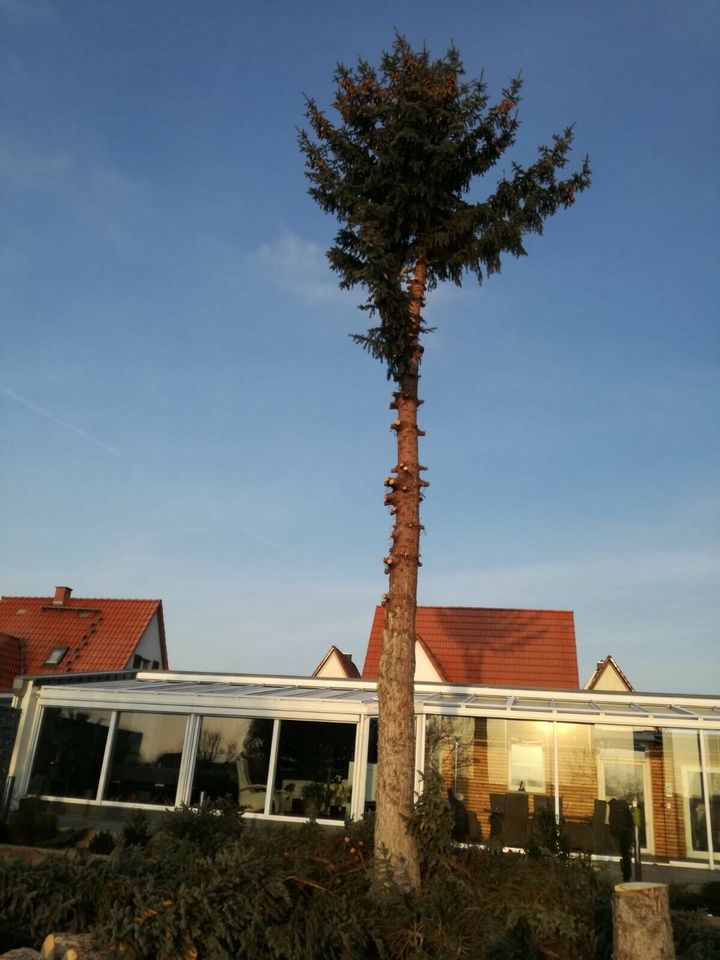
[414,642,443,682]
[129,614,163,667]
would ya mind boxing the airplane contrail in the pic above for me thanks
[0,382,287,549]
[0,382,128,460]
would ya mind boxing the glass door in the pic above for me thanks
[682,768,720,857]
[599,752,653,852]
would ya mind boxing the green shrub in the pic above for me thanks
[0,853,110,945]
[88,830,116,854]
[41,826,90,849]
[670,881,720,916]
[157,797,244,853]
[671,909,720,960]
[122,809,151,848]
[406,769,454,879]
[7,797,58,845]
[0,796,717,960]
[526,806,570,860]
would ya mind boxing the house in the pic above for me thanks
[311,645,360,680]
[584,654,634,692]
[0,586,168,694]
[7,668,720,874]
[359,605,579,688]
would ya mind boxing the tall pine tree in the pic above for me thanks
[300,34,590,890]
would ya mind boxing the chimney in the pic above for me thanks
[53,586,72,606]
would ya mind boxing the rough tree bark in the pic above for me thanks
[375,259,427,892]
[613,882,675,960]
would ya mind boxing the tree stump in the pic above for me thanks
[613,882,675,960]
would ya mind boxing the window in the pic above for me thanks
[509,741,545,792]
[28,707,112,799]
[189,716,273,811]
[43,647,68,667]
[273,720,356,820]
[103,712,187,805]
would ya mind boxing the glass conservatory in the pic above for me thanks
[7,670,720,872]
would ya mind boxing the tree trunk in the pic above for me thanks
[374,259,427,892]
[613,882,675,960]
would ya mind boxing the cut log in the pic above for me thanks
[613,882,675,960]
[41,933,114,959]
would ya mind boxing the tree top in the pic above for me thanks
[300,34,591,381]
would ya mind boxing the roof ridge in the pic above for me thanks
[376,604,574,615]
[1,596,161,604]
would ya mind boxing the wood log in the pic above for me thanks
[613,882,675,960]
[41,933,114,959]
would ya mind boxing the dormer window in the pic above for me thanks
[44,646,68,667]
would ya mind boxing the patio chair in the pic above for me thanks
[236,757,277,814]
[488,793,506,851]
[504,791,529,847]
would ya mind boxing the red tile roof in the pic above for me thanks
[0,634,23,692]
[0,589,168,691]
[362,605,579,689]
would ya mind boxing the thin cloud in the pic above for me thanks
[424,548,720,605]
[0,382,128,460]
[0,0,56,22]
[0,134,74,188]
[249,230,345,305]
[0,132,136,206]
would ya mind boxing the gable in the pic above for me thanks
[312,645,361,679]
[414,636,448,682]
[362,606,578,689]
[0,589,168,690]
[584,656,634,692]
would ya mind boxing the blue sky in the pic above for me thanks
[1,0,718,693]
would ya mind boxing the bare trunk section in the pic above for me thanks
[375,259,428,892]
[613,882,675,960]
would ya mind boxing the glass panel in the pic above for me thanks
[28,707,111,800]
[553,700,600,714]
[702,731,720,858]
[425,717,553,847]
[513,698,554,711]
[556,723,658,858]
[273,720,356,820]
[103,712,187,805]
[657,729,707,863]
[364,718,378,814]
[189,716,274,811]
[556,722,598,854]
[597,726,655,852]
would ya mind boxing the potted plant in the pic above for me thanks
[328,774,349,819]
[301,780,331,818]
[284,782,297,815]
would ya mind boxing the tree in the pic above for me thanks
[299,34,590,891]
